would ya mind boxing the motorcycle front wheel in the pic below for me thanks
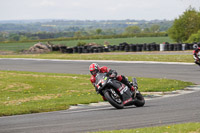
[104,89,124,109]
[134,91,145,107]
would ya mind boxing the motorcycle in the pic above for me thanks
[95,73,145,109]
[194,51,200,66]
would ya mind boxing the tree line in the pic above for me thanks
[0,25,166,42]
[0,19,172,42]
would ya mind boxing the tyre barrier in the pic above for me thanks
[142,43,147,51]
[168,44,174,51]
[136,44,143,52]
[184,44,190,50]
[59,46,68,53]
[125,45,130,52]
[78,47,83,53]
[130,44,137,52]
[59,42,198,54]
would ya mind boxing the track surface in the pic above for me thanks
[0,58,199,84]
[0,58,200,133]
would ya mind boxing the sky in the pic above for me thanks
[0,0,199,21]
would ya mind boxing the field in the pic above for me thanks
[0,36,173,52]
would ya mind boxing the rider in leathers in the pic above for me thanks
[193,44,200,66]
[89,63,135,100]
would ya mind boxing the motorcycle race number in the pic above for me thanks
[119,85,132,103]
[118,85,128,95]
[96,79,105,89]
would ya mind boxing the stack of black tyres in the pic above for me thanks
[136,44,143,52]
[66,42,200,54]
[169,44,174,51]
[130,44,136,52]
[177,44,182,51]
[125,44,130,52]
[60,46,67,53]
[78,46,83,53]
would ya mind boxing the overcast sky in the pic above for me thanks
[0,0,199,21]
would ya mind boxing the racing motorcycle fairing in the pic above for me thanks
[95,73,134,106]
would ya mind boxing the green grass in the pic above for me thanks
[135,77,193,92]
[0,71,193,116]
[0,53,194,63]
[0,36,173,52]
[92,123,200,133]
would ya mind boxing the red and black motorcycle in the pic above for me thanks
[95,73,145,109]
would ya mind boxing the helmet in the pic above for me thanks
[193,44,198,49]
[89,63,100,76]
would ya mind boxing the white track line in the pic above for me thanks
[0,58,195,65]
[60,106,114,114]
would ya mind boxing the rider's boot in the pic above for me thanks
[118,75,136,97]
[195,60,200,66]
[198,62,200,66]
[102,96,107,101]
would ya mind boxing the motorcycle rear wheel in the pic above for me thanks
[104,90,124,109]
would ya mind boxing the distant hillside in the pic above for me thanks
[0,19,173,33]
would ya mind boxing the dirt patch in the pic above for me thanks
[4,94,62,105]
[80,83,89,85]
[66,90,80,93]
[189,129,200,133]
[0,51,16,55]
[0,71,83,79]
[65,89,94,93]
[2,83,32,92]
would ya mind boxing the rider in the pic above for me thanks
[193,44,200,66]
[89,63,135,100]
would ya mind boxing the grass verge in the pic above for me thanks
[0,70,193,116]
[91,122,200,133]
[0,53,194,63]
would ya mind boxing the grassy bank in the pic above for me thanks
[0,53,193,63]
[0,71,193,116]
[0,36,172,52]
[92,123,200,133]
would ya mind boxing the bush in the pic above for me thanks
[187,30,200,43]
[77,41,87,46]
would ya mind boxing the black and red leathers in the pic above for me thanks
[90,66,135,92]
[193,47,200,66]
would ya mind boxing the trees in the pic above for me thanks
[168,7,200,43]
[96,28,102,35]
[187,30,200,43]
[124,25,141,34]
[143,28,150,33]
[74,31,82,38]
[150,24,160,33]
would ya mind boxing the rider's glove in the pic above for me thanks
[106,69,112,76]
[107,69,117,78]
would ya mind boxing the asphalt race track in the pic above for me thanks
[0,58,200,133]
[0,58,200,84]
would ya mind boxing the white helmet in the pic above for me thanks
[193,44,198,49]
